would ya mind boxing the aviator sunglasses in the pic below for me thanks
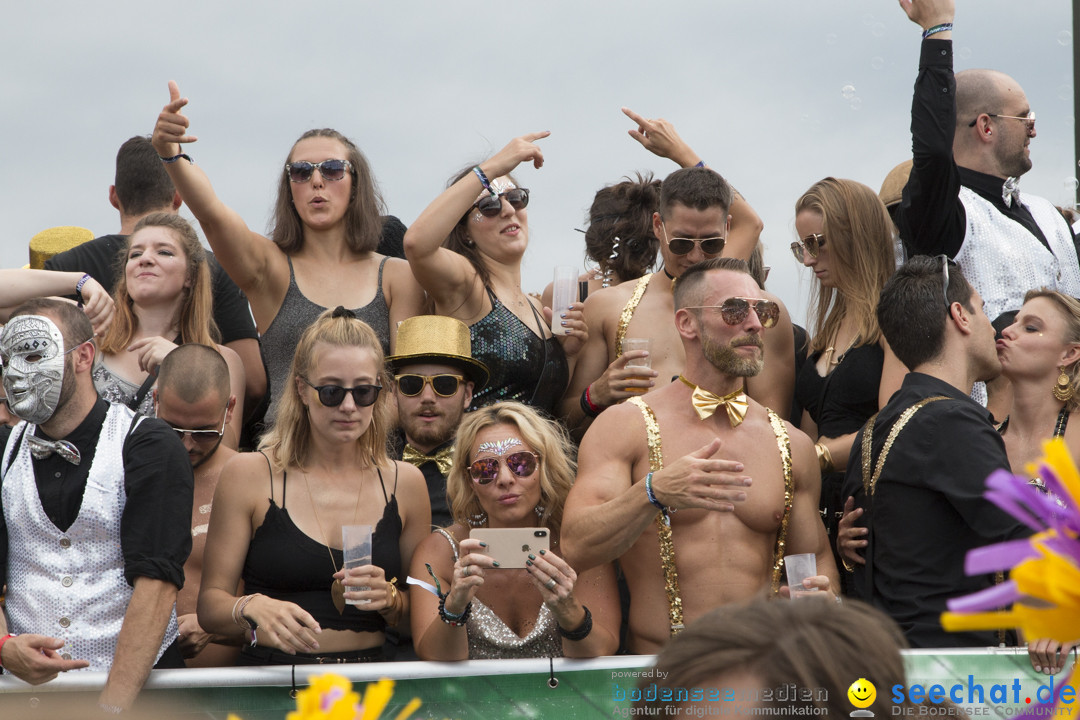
[301,377,382,407]
[473,188,530,218]
[790,233,824,263]
[285,159,353,184]
[683,297,781,329]
[395,373,464,397]
[660,222,726,256]
[167,407,229,444]
[469,451,540,484]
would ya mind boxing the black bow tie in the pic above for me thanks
[26,435,81,466]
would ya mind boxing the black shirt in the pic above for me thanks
[44,234,258,345]
[842,373,1030,648]
[895,39,1079,263]
[0,398,193,588]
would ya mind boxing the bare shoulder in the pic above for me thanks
[390,459,427,495]
[583,281,635,318]
[215,343,243,367]
[415,523,462,562]
[383,256,420,284]
[220,451,272,488]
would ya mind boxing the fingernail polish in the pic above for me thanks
[526,560,533,566]
[479,542,487,547]
[528,554,536,560]
[539,549,547,555]
[492,561,500,567]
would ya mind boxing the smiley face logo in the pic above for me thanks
[847,678,876,709]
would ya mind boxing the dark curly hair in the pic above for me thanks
[583,172,661,284]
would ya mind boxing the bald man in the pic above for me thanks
[895,0,1080,330]
[153,344,241,667]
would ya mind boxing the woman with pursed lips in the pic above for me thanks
[198,308,430,665]
[152,80,425,424]
[409,402,619,660]
[403,133,586,416]
[93,213,246,448]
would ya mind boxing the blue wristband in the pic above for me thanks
[644,473,667,513]
[472,166,496,198]
[922,23,952,39]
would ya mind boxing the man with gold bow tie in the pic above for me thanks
[564,258,837,655]
[388,316,490,530]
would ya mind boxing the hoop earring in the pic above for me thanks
[1053,366,1075,403]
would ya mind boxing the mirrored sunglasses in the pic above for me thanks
[473,188,530,218]
[285,159,352,183]
[469,451,540,484]
[302,377,382,407]
[168,408,228,444]
[685,297,780,329]
[395,373,464,397]
[790,233,825,262]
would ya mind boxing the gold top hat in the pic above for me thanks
[29,226,95,270]
[387,315,489,390]
[879,160,914,208]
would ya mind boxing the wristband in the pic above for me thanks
[922,23,953,39]
[472,166,496,198]
[557,605,593,641]
[439,595,472,626]
[580,386,601,418]
[0,634,16,668]
[694,160,706,168]
[644,473,667,513]
[75,273,92,306]
[159,152,193,165]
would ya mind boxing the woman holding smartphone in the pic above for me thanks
[409,402,619,659]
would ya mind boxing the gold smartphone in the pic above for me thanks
[471,528,550,569]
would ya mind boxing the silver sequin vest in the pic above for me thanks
[1,404,179,672]
[956,187,1080,323]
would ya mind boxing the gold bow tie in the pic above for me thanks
[678,376,748,427]
[402,444,454,476]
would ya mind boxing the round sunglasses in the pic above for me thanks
[469,451,540,484]
[790,233,825,263]
[285,159,352,184]
[395,373,464,397]
[683,297,781,329]
[301,377,382,407]
[473,188,530,218]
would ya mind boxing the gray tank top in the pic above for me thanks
[261,256,391,422]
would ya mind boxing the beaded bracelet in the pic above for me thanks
[922,22,952,39]
[472,166,496,198]
[557,606,593,642]
[644,473,668,513]
[580,386,601,419]
[160,151,193,165]
[439,594,472,626]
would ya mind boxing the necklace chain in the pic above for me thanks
[301,468,365,574]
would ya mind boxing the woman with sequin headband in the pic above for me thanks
[404,133,586,416]
[409,402,619,660]
[198,308,430,664]
[93,213,247,448]
[791,178,906,589]
[152,81,426,425]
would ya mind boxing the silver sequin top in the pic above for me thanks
[434,529,563,659]
[91,356,156,415]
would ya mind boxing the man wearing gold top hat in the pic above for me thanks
[387,316,489,530]
[564,258,837,655]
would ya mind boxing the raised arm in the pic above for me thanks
[151,81,286,322]
[621,107,763,260]
[403,132,549,312]
[0,269,114,335]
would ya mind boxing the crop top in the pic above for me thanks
[242,462,403,632]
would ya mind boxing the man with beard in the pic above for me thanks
[840,256,1030,648]
[563,258,836,654]
[388,315,489,529]
[0,299,191,712]
[895,0,1080,330]
[153,344,240,667]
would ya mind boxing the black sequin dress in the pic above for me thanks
[468,288,569,416]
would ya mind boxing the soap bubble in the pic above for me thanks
[1058,84,1073,102]
[850,97,864,111]
[871,22,886,37]
[862,14,876,26]
[1066,178,1080,192]
[841,84,856,100]
[1058,31,1072,46]
[826,34,838,46]
[957,46,972,60]
[871,56,885,70]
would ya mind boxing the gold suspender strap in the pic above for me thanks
[615,274,652,357]
[767,409,794,596]
[628,396,683,635]
[861,396,949,496]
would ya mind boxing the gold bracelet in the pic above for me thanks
[379,578,402,619]
[815,442,834,474]
[841,556,855,573]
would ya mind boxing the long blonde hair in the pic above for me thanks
[447,402,576,540]
[795,178,895,353]
[98,213,218,353]
[259,308,392,471]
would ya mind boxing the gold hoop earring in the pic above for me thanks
[1053,366,1075,403]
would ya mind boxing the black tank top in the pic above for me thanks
[242,464,403,632]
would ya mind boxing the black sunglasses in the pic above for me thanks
[395,373,464,398]
[684,297,781,329]
[473,188,530,218]
[301,377,382,407]
[790,233,825,262]
[285,159,352,184]
[469,451,540,484]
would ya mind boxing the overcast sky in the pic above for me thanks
[1,1,1074,325]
